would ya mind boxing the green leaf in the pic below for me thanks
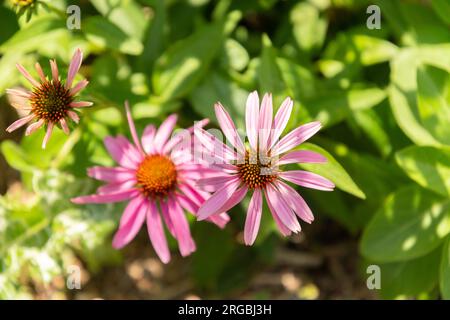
[303,86,386,128]
[0,140,33,173]
[83,16,143,55]
[440,236,450,299]
[351,35,398,66]
[416,64,450,146]
[361,185,450,263]
[152,16,232,101]
[220,38,249,72]
[378,246,441,299]
[298,143,366,199]
[431,0,450,25]
[396,146,450,198]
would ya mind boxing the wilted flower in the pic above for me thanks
[5,49,91,148]
[71,102,229,263]
[195,91,335,245]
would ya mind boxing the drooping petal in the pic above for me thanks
[263,188,292,236]
[34,62,47,82]
[196,175,237,189]
[268,97,293,149]
[279,170,335,191]
[49,59,59,83]
[60,118,70,135]
[271,121,321,156]
[6,114,35,133]
[265,183,301,233]
[69,79,89,96]
[141,125,156,154]
[6,88,31,99]
[70,101,93,108]
[146,200,171,264]
[197,177,241,221]
[124,101,144,154]
[154,114,177,152]
[67,110,80,123]
[66,48,83,89]
[274,180,314,223]
[118,194,145,228]
[244,188,263,246]
[215,102,245,155]
[258,93,273,152]
[167,196,196,257]
[42,122,54,149]
[16,64,40,87]
[216,184,248,213]
[87,166,136,183]
[104,135,143,169]
[112,195,147,249]
[245,91,259,151]
[71,189,139,204]
[277,150,327,166]
[25,119,45,136]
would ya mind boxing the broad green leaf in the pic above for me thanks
[303,86,386,127]
[277,57,316,100]
[351,35,398,66]
[290,2,327,53]
[431,0,450,25]
[389,45,450,146]
[83,16,143,55]
[378,246,441,299]
[152,13,239,101]
[361,185,450,263]
[298,143,366,199]
[416,65,450,145]
[396,146,450,198]
[0,140,33,173]
[440,236,450,299]
[220,38,249,71]
[0,5,19,45]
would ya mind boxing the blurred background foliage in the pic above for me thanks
[0,0,449,299]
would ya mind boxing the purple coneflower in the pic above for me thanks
[71,102,229,263]
[6,48,92,148]
[195,91,335,245]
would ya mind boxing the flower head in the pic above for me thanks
[6,48,91,148]
[195,91,335,245]
[71,102,229,263]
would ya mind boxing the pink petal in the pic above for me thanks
[154,114,177,152]
[71,189,139,204]
[265,183,301,233]
[245,91,259,151]
[279,170,335,191]
[214,102,245,155]
[258,93,273,152]
[197,177,241,220]
[244,188,263,245]
[124,101,144,154]
[167,196,196,257]
[104,135,143,169]
[160,198,176,237]
[69,79,89,96]
[67,110,80,123]
[34,62,47,82]
[146,200,171,264]
[274,180,314,223]
[118,194,145,228]
[6,114,35,133]
[6,90,31,110]
[16,64,40,87]
[112,196,147,249]
[268,97,293,150]
[66,48,83,89]
[70,101,93,108]
[271,121,321,156]
[87,166,136,183]
[42,122,54,149]
[25,119,45,136]
[6,88,31,99]
[277,150,327,166]
[60,118,70,135]
[194,127,237,163]
[141,125,156,154]
[49,59,59,83]
[97,180,137,195]
[205,213,230,229]
[216,184,248,213]
[196,175,237,189]
[164,119,209,154]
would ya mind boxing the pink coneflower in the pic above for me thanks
[71,102,229,263]
[195,91,335,245]
[5,48,92,148]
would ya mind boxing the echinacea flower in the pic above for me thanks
[6,48,92,148]
[71,102,230,263]
[195,91,335,245]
